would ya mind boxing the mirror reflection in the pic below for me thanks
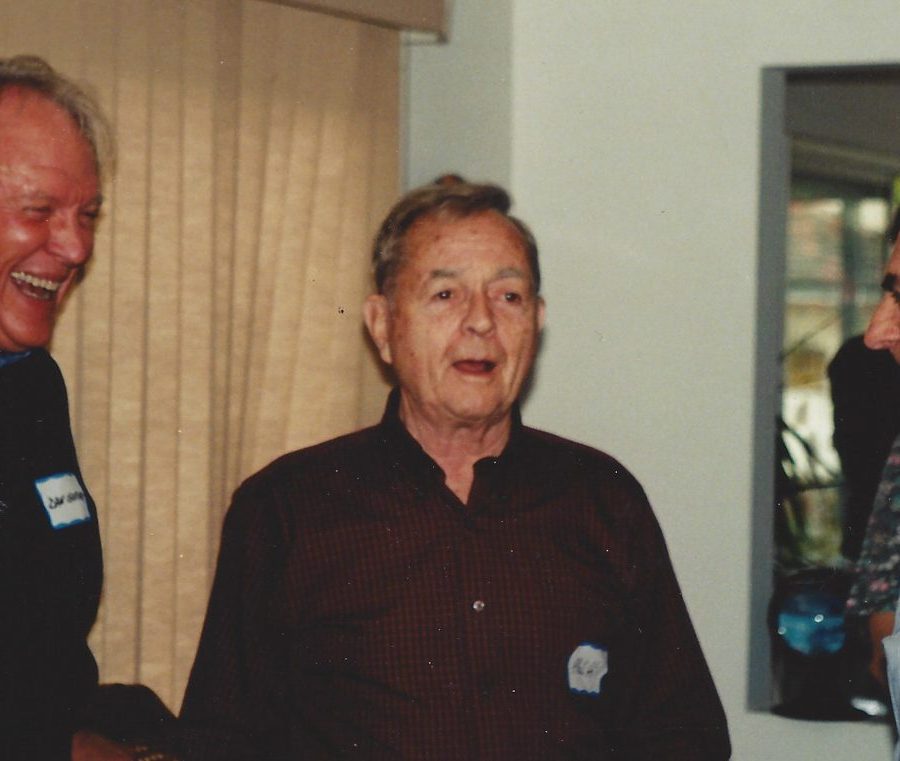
[772,67,900,725]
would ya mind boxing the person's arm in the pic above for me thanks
[846,436,900,618]
[606,487,731,759]
[868,610,896,685]
[71,730,137,761]
[177,480,291,760]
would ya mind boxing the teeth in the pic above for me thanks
[11,272,61,292]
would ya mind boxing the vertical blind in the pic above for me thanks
[0,0,396,709]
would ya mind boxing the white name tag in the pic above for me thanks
[568,643,608,695]
[35,472,91,529]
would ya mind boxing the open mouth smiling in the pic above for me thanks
[11,271,63,301]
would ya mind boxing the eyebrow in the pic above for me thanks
[494,266,528,280]
[426,266,529,281]
[428,268,458,280]
[17,190,104,207]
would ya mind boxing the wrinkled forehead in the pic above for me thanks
[406,209,532,270]
[420,207,525,240]
[0,85,65,129]
[0,89,97,185]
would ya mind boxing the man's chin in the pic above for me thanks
[444,397,511,427]
[0,325,52,353]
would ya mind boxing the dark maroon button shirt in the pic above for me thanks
[179,391,730,760]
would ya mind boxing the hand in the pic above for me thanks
[71,729,136,761]
[868,610,896,687]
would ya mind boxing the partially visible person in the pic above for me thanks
[829,333,900,560]
[0,55,172,760]
[177,179,730,759]
[846,217,900,718]
[830,210,900,562]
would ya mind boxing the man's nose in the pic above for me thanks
[48,213,93,266]
[864,296,900,350]
[464,292,495,334]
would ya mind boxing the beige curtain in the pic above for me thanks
[0,0,396,709]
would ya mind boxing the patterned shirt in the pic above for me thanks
[847,433,900,616]
[179,391,730,760]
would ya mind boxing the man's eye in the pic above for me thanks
[80,209,101,227]
[503,291,523,303]
[24,206,52,219]
[434,290,452,300]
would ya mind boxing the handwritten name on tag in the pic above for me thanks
[35,472,91,529]
[568,643,608,696]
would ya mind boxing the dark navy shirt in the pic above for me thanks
[0,350,102,759]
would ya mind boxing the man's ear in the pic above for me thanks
[363,293,392,365]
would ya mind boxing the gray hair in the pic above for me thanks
[0,55,114,179]
[372,179,541,295]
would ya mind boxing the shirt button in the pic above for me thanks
[473,600,485,612]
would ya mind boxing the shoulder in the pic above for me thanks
[0,350,70,420]
[519,425,647,498]
[517,427,674,595]
[32,348,60,372]
[829,335,899,385]
[246,425,381,486]
[1,349,64,386]
[515,425,661,540]
[227,425,383,521]
[828,334,868,375]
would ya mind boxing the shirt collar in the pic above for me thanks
[378,387,525,453]
[0,349,33,369]
[377,387,527,509]
[378,388,445,490]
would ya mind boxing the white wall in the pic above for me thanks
[407,2,900,759]
[405,0,513,188]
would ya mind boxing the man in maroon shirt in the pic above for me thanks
[179,180,730,759]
